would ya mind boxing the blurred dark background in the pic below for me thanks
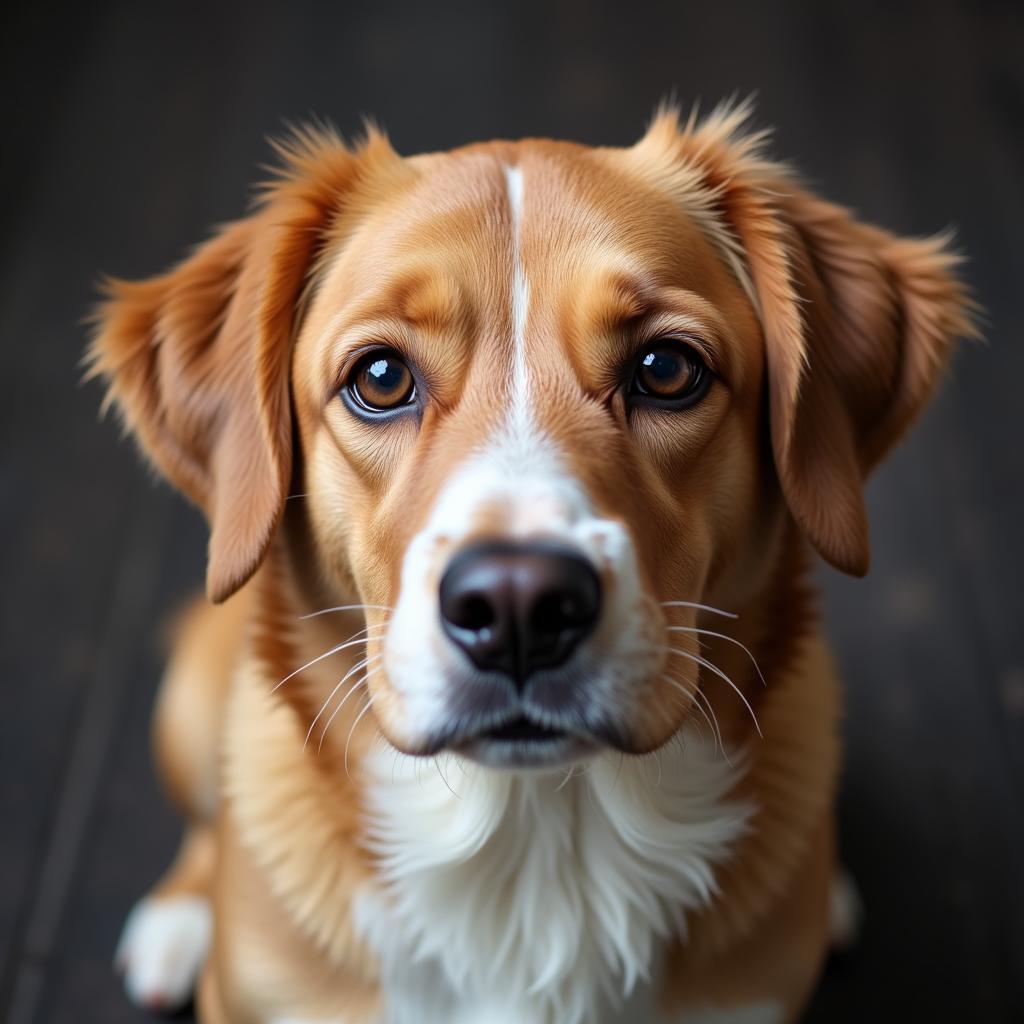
[1,1,1022,1021]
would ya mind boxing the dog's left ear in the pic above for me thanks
[88,127,400,601]
[634,105,977,575]
[755,185,977,575]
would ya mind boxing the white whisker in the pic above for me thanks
[667,626,767,687]
[299,604,393,620]
[554,764,577,793]
[666,692,706,741]
[667,647,763,738]
[662,675,729,763]
[693,688,729,762]
[274,629,386,693]
[306,653,382,750]
[660,600,737,619]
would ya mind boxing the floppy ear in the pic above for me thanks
[633,103,977,575]
[88,127,394,601]
[756,189,977,574]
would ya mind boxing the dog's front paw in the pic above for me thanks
[114,895,212,1011]
[828,868,863,951]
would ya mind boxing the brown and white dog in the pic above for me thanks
[89,102,974,1024]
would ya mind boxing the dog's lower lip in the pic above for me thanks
[481,716,567,743]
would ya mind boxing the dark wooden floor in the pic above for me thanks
[1,1,1022,1021]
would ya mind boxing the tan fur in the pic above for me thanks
[90,104,973,1021]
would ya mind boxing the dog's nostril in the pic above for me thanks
[454,593,496,632]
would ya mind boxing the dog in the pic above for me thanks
[89,101,974,1024]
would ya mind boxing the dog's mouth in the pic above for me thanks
[481,715,568,743]
[450,714,598,768]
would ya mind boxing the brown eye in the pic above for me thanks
[346,350,416,414]
[630,341,711,407]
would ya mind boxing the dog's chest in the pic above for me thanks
[354,736,750,1024]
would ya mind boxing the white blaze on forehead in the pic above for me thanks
[503,164,532,429]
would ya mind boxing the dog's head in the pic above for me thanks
[90,105,974,768]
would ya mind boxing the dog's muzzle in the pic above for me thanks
[431,539,605,763]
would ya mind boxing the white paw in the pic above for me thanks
[114,895,212,1012]
[828,868,863,951]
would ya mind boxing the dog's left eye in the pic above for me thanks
[344,350,416,414]
[630,340,711,407]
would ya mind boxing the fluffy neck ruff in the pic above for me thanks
[355,735,750,1024]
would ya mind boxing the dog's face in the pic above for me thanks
[91,106,973,769]
[292,141,773,765]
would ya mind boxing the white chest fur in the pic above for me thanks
[354,733,751,1024]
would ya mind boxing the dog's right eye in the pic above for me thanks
[344,350,417,415]
[628,339,712,409]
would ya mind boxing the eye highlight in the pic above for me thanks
[344,349,416,415]
[629,339,711,408]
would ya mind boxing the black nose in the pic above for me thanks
[438,541,601,684]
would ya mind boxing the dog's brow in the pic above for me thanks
[580,272,652,336]
[397,273,465,332]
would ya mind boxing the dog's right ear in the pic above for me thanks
[90,215,291,604]
[87,127,403,602]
